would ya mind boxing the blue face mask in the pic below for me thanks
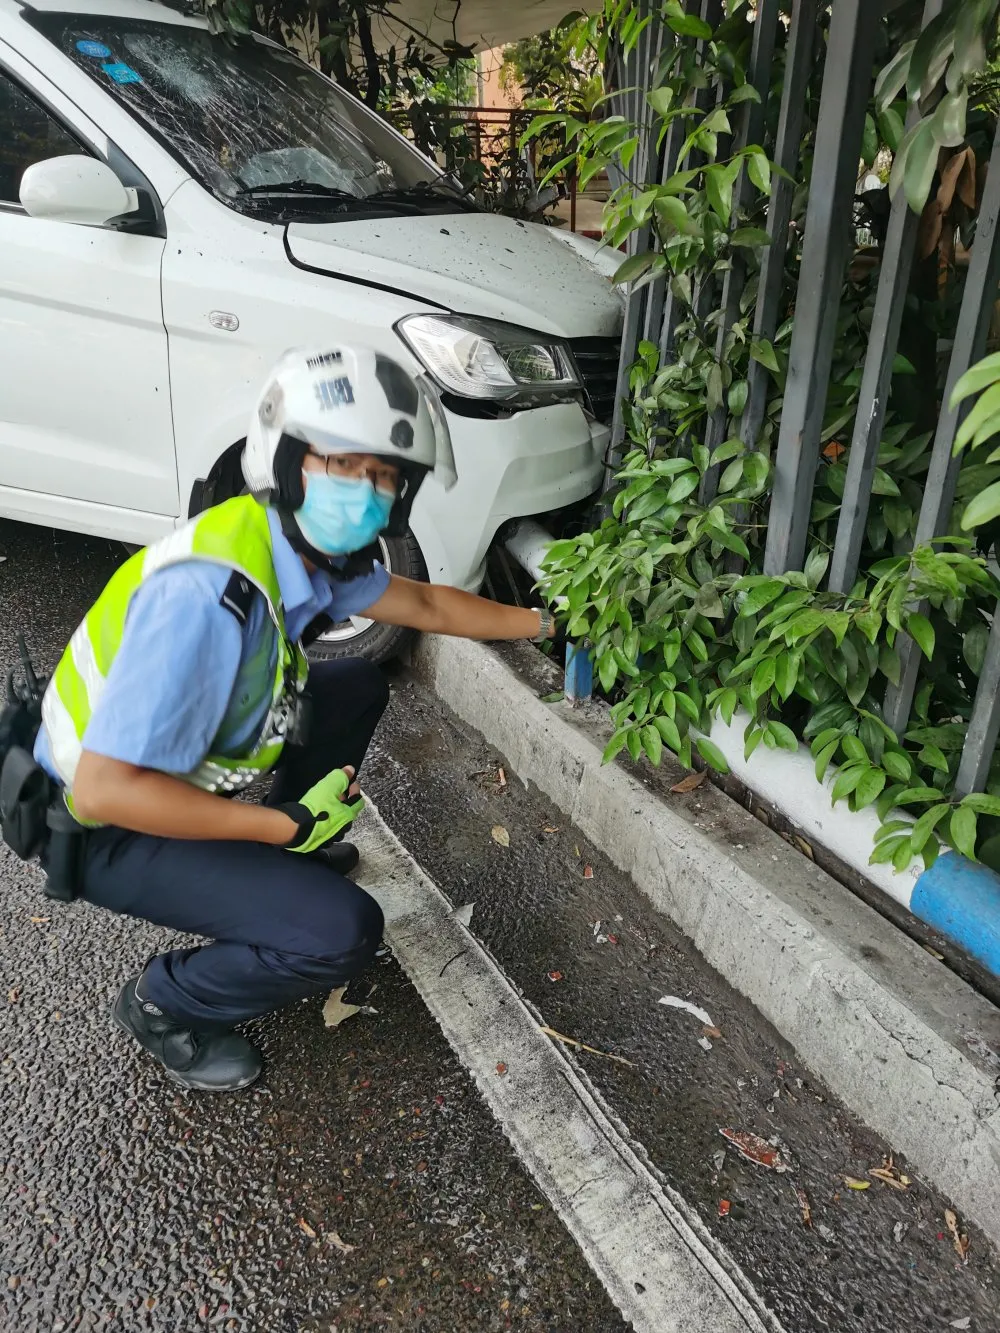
[294,473,394,556]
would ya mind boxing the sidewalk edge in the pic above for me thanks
[411,635,1000,1246]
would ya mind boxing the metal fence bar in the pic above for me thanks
[828,0,944,595]
[884,116,1000,737]
[700,0,781,503]
[955,605,1000,797]
[762,0,881,576]
[606,4,666,479]
[739,0,818,453]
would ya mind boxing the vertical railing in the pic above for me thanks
[594,0,1000,800]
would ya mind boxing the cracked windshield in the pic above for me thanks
[29,13,453,216]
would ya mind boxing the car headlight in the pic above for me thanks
[396,314,581,405]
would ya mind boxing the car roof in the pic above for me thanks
[8,0,206,25]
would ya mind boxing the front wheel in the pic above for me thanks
[307,531,427,666]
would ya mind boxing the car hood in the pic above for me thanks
[285,211,624,338]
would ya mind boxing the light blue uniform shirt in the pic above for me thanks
[35,508,389,780]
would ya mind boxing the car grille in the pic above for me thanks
[569,336,622,425]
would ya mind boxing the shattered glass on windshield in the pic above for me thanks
[28,13,457,218]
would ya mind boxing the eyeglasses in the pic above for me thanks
[314,452,400,495]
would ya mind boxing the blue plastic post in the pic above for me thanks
[565,640,593,706]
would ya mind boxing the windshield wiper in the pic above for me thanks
[236,180,359,199]
[366,182,480,212]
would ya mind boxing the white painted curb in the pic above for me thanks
[411,635,1000,1248]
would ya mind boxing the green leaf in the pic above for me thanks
[767,721,798,751]
[602,729,629,764]
[815,739,839,782]
[750,338,779,374]
[746,151,771,196]
[728,379,749,415]
[642,724,663,768]
[891,119,940,216]
[961,793,1000,817]
[666,11,712,39]
[893,837,915,873]
[750,658,776,701]
[910,802,950,854]
[654,714,682,752]
[954,381,1000,453]
[539,691,565,704]
[895,786,947,805]
[949,351,1000,411]
[695,736,730,774]
[882,750,913,783]
[647,86,674,118]
[854,767,887,810]
[773,652,799,701]
[906,612,935,661]
[862,113,878,167]
[950,806,978,860]
[730,227,772,249]
[740,578,786,616]
[841,735,868,763]
[874,40,914,111]
[870,834,910,866]
[744,726,764,762]
[803,546,830,591]
[831,764,866,805]
[613,252,656,286]
[963,622,989,675]
[598,652,618,693]
[877,106,905,153]
[962,480,1000,530]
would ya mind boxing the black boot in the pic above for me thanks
[112,973,262,1092]
[308,841,360,876]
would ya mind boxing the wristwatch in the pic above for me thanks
[532,608,555,643]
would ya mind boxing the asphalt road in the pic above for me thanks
[2,515,1000,1332]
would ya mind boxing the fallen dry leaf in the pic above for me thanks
[583,864,594,879]
[497,767,507,788]
[491,825,510,848]
[703,1026,722,1039]
[671,770,708,794]
[7,988,20,1004]
[328,1230,355,1255]
[322,985,360,1028]
[720,1129,787,1172]
[542,825,560,834]
[870,1167,909,1191]
[29,916,50,925]
[946,1208,970,1264]
[844,1177,870,1191]
[795,1186,812,1228]
[297,1219,317,1239]
[495,1062,508,1076]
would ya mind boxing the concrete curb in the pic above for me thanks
[411,635,1000,1247]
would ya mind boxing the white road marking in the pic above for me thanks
[355,809,786,1333]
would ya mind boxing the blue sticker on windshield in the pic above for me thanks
[76,40,111,58]
[101,61,142,85]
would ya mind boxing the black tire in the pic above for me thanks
[307,530,427,666]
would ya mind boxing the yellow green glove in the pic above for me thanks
[280,768,365,854]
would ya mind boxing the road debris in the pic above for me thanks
[29,916,50,925]
[870,1162,910,1191]
[450,903,474,928]
[7,988,21,1004]
[844,1177,870,1191]
[496,1062,508,1076]
[322,986,361,1028]
[327,1230,355,1255]
[659,995,714,1027]
[816,1223,835,1243]
[949,1318,971,1330]
[542,825,560,834]
[491,825,510,847]
[893,1221,909,1244]
[547,971,563,983]
[719,1129,787,1172]
[297,1219,317,1239]
[539,690,565,704]
[946,1208,970,1264]
[539,1025,634,1068]
[703,1025,722,1039]
[697,1036,713,1053]
[712,1150,726,1173]
[671,770,708,794]
[794,1186,812,1228]
[583,864,594,879]
[497,766,507,788]
[718,1199,731,1218]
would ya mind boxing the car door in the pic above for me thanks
[0,50,178,526]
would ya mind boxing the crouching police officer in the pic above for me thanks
[32,345,553,1092]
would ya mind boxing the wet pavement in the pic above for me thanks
[2,515,1000,1332]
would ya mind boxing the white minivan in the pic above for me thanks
[0,0,622,658]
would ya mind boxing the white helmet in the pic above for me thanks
[242,344,456,547]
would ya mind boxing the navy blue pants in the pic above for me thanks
[80,658,390,1029]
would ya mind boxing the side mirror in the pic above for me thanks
[19,155,135,226]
